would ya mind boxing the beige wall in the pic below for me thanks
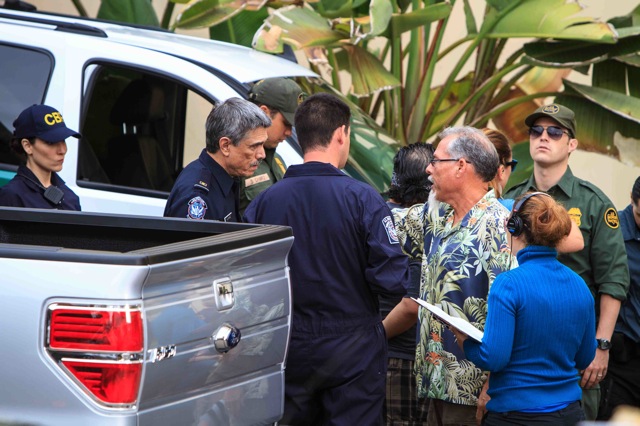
[30,0,640,208]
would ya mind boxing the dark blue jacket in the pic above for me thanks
[244,161,408,334]
[164,149,240,221]
[0,165,80,210]
[615,204,640,342]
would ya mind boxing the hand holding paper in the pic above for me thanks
[410,297,484,343]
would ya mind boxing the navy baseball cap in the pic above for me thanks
[13,104,81,143]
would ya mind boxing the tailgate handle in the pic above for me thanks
[213,277,235,311]
[213,323,241,353]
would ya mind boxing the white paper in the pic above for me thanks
[411,297,484,342]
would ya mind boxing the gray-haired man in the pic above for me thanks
[164,97,271,222]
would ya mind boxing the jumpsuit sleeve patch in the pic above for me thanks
[187,196,208,219]
[382,215,399,244]
[604,207,620,229]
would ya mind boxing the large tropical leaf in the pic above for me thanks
[97,0,159,26]
[254,5,344,52]
[387,2,452,37]
[483,0,616,43]
[523,34,640,68]
[336,45,400,97]
[173,0,251,30]
[554,86,640,157]
[563,80,640,124]
[209,8,269,47]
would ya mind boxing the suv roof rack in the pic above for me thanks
[0,11,107,37]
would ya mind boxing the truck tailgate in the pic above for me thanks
[138,236,292,424]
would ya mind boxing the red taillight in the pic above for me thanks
[46,304,144,408]
[50,308,142,352]
[61,360,142,404]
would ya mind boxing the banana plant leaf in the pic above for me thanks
[173,0,249,30]
[423,75,474,137]
[387,2,451,37]
[554,86,640,158]
[97,0,159,26]
[331,0,393,40]
[335,45,401,97]
[309,0,355,19]
[483,0,616,43]
[564,80,640,124]
[254,5,344,51]
[523,33,640,67]
[209,8,269,47]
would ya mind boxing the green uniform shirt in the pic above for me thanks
[239,148,286,216]
[505,167,629,304]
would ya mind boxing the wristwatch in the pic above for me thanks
[597,338,612,350]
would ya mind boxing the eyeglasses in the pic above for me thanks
[430,158,471,166]
[528,125,571,141]
[504,159,518,172]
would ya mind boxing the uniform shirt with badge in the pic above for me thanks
[238,148,286,216]
[0,165,81,210]
[505,167,630,305]
[163,149,240,222]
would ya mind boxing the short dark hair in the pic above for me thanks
[205,97,271,153]
[633,176,640,204]
[387,142,434,207]
[294,93,350,153]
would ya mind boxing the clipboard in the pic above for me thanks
[411,297,484,342]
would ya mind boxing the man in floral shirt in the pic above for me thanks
[395,127,514,425]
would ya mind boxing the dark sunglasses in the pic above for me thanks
[504,159,518,172]
[528,125,571,141]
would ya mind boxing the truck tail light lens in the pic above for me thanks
[46,304,144,408]
[61,360,142,404]
[49,308,143,352]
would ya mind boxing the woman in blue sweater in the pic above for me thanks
[452,192,596,425]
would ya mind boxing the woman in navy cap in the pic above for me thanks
[0,104,82,210]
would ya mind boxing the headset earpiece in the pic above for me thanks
[507,192,551,236]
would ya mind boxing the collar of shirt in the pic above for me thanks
[440,189,503,234]
[284,161,347,178]
[198,148,237,197]
[525,166,574,198]
[17,165,65,190]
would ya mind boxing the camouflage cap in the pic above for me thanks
[248,78,305,126]
[525,103,577,138]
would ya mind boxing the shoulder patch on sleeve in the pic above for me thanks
[187,196,207,219]
[604,207,620,229]
[382,216,399,244]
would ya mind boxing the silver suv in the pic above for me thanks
[0,8,400,216]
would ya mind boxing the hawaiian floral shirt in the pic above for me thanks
[397,190,515,406]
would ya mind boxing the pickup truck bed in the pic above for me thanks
[0,207,293,425]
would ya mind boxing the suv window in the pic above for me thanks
[0,44,52,177]
[79,63,214,197]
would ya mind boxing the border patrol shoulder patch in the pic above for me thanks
[604,208,619,229]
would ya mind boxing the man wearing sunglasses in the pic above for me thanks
[505,103,630,420]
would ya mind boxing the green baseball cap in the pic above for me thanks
[524,103,577,138]
[248,78,305,126]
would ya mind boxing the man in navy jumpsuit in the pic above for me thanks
[244,93,409,425]
[164,98,271,221]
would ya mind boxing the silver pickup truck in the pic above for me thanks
[0,207,293,425]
